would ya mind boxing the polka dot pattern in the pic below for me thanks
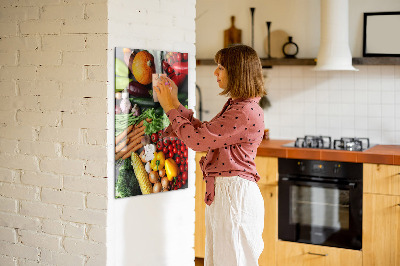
[164,97,264,206]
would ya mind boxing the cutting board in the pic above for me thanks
[224,16,242,48]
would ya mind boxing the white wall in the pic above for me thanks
[196,0,400,145]
[0,1,108,265]
[196,0,400,58]
[107,1,197,266]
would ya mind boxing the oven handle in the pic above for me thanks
[280,177,357,189]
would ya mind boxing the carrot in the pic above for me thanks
[129,130,145,144]
[115,125,133,145]
[116,136,144,160]
[115,138,129,153]
[127,125,145,139]
[134,118,152,129]
[121,143,143,160]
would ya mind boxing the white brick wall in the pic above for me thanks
[0,1,108,265]
[107,0,196,265]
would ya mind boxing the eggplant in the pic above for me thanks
[128,81,151,98]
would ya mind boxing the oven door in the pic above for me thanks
[278,176,362,250]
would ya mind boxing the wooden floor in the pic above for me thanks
[195,257,204,266]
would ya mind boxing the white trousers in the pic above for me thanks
[205,176,264,266]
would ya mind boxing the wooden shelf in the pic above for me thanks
[196,57,400,67]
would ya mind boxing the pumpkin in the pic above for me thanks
[131,50,156,85]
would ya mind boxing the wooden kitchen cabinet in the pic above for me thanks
[258,184,278,266]
[276,241,362,266]
[363,163,400,266]
[195,152,207,258]
[364,163,400,196]
[363,193,400,266]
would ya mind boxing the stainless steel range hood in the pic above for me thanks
[314,0,358,71]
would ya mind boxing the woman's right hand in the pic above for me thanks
[159,75,180,109]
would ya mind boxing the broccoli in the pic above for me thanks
[116,157,142,198]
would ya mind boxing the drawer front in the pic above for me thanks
[364,164,400,196]
[277,241,362,266]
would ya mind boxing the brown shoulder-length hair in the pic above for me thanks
[214,44,266,99]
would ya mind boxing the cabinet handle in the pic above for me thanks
[397,204,400,207]
[307,252,328,256]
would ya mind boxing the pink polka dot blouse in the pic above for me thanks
[163,97,265,205]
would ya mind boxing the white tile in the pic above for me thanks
[367,129,382,144]
[328,88,341,103]
[367,76,381,91]
[341,128,355,137]
[367,104,382,118]
[382,104,395,118]
[304,102,316,115]
[368,117,382,131]
[316,103,330,116]
[329,103,341,116]
[381,117,396,131]
[381,131,396,145]
[381,78,395,91]
[279,78,291,89]
[341,90,355,104]
[355,104,368,117]
[355,116,368,130]
[354,90,368,104]
[316,89,329,103]
[341,116,355,129]
[291,77,304,90]
[291,67,303,78]
[316,115,330,128]
[329,116,342,129]
[367,91,381,105]
[381,90,395,104]
[381,66,395,78]
[394,66,400,79]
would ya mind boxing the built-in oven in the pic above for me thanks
[278,158,363,250]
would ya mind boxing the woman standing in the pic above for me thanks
[155,44,266,266]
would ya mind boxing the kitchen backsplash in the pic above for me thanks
[196,65,400,145]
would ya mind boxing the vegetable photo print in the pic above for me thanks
[114,48,189,199]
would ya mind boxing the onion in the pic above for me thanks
[161,177,169,189]
[159,169,166,178]
[153,182,162,193]
[149,171,160,184]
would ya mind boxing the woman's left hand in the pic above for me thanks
[154,77,175,113]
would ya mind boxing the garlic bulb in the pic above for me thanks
[120,89,131,114]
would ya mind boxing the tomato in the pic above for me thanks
[151,133,158,143]
[180,145,185,152]
[183,53,188,61]
[173,147,178,154]
[163,138,170,146]
[168,144,173,151]
[169,151,174,158]
[158,130,163,139]
[156,141,163,151]
[163,147,168,154]
[177,181,182,188]
[183,150,188,158]
[182,172,188,181]
[175,157,181,165]
[180,165,185,172]
[182,180,186,185]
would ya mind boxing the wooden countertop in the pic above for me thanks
[256,139,400,165]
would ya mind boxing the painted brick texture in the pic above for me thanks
[0,0,108,265]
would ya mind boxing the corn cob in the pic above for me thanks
[131,152,153,194]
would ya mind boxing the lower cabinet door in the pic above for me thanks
[258,185,278,266]
[276,241,362,266]
[363,193,400,266]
